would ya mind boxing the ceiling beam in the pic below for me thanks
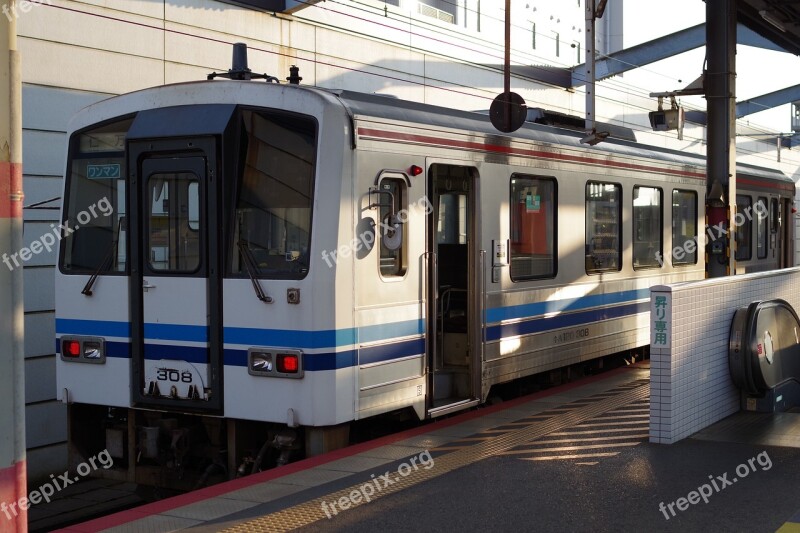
[737,84,800,117]
[682,84,800,127]
[569,23,785,87]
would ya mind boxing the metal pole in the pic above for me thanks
[585,0,596,133]
[706,0,737,278]
[0,5,27,531]
[503,0,510,131]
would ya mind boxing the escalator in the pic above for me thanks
[729,299,800,412]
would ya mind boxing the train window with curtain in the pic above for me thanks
[735,195,752,261]
[672,190,697,266]
[632,186,662,270]
[510,175,557,280]
[378,177,407,278]
[756,197,768,259]
[231,109,316,280]
[585,182,621,273]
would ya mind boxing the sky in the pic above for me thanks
[621,0,800,134]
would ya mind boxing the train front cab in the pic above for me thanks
[57,90,357,485]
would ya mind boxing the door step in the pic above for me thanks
[427,398,479,418]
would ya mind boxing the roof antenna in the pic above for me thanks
[207,43,279,82]
[286,65,302,85]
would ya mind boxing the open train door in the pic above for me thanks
[426,163,483,417]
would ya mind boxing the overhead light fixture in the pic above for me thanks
[759,10,786,32]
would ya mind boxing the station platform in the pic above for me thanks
[58,363,800,533]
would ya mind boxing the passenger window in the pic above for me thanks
[735,195,752,261]
[672,190,697,266]
[756,197,768,259]
[586,182,621,273]
[378,178,407,278]
[632,186,662,270]
[510,175,557,280]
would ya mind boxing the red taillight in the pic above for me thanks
[63,340,81,357]
[409,164,423,176]
[277,353,299,373]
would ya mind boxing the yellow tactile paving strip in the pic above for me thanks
[221,383,649,532]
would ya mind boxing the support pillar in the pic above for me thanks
[706,0,737,278]
[0,6,27,532]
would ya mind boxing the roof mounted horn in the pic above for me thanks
[207,43,279,83]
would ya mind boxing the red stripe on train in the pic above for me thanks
[357,128,707,180]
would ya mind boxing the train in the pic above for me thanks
[55,51,795,489]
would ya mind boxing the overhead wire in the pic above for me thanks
[35,0,790,151]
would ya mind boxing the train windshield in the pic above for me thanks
[60,118,132,273]
[231,110,316,280]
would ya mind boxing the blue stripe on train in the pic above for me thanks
[57,338,422,371]
[224,339,424,370]
[486,288,650,323]
[56,318,131,337]
[224,319,425,348]
[54,291,652,368]
[56,318,426,348]
[144,323,208,342]
[487,301,650,341]
[223,349,358,371]
[144,343,207,364]
[55,339,131,358]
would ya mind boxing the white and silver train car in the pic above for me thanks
[55,75,795,486]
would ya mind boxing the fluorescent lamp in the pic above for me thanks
[759,10,786,32]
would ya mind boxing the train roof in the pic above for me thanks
[72,80,793,189]
[327,88,793,187]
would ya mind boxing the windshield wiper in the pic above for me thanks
[82,217,124,296]
[81,237,118,296]
[237,240,273,303]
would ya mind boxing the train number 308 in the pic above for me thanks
[156,369,193,383]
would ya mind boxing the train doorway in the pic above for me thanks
[426,163,481,417]
[128,141,223,413]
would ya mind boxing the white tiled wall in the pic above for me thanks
[650,267,800,444]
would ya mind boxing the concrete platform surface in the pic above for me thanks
[55,364,800,533]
